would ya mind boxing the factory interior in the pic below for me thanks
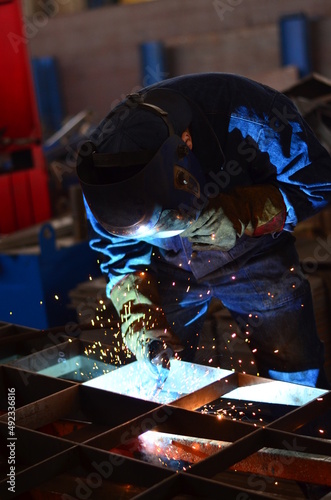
[1,0,331,498]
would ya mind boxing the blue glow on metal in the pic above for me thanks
[84,359,231,404]
[224,381,326,406]
[38,354,116,382]
[84,360,326,406]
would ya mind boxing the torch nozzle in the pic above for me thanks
[147,340,174,385]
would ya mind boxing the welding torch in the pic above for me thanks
[143,339,174,386]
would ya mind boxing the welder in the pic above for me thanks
[77,73,331,389]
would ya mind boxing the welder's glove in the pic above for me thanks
[181,184,286,251]
[111,271,183,383]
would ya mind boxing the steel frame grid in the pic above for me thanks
[7,335,132,381]
[0,376,161,433]
[0,323,39,341]
[133,472,287,499]
[186,425,331,478]
[170,371,331,436]
[0,324,329,499]
[0,429,174,499]
[0,364,75,413]
[0,327,69,368]
[83,404,256,453]
[0,421,75,477]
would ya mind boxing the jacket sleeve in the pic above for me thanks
[259,93,331,231]
[84,199,183,360]
[84,199,153,297]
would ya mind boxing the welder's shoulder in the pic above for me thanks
[153,72,278,116]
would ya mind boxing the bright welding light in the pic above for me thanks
[83,360,327,407]
[136,224,183,239]
[84,359,231,404]
[224,381,327,406]
[155,230,185,238]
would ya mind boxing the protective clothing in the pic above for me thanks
[82,73,331,388]
[77,135,206,239]
[77,89,221,239]
[181,184,286,251]
[110,270,183,378]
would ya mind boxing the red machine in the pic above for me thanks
[0,0,51,234]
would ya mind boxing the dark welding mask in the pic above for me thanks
[77,90,220,238]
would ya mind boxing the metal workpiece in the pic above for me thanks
[0,322,330,499]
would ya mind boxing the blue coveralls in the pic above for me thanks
[85,73,331,388]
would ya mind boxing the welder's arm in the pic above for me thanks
[111,271,183,381]
[181,184,286,251]
[83,199,182,382]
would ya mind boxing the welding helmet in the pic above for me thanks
[77,89,223,238]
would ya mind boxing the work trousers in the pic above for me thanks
[153,232,327,386]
